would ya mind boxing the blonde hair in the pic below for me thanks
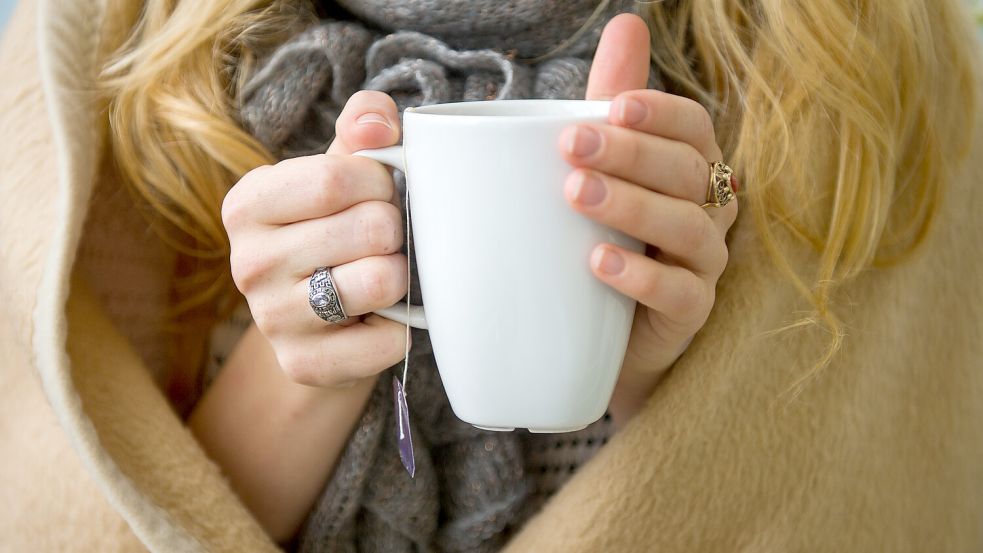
[645,1,977,392]
[101,0,313,328]
[101,0,978,387]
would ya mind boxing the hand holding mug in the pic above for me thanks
[222,14,738,431]
[223,91,412,389]
[571,14,739,422]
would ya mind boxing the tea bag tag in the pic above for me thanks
[393,172,416,478]
[392,375,415,477]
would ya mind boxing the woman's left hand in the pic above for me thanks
[563,14,739,429]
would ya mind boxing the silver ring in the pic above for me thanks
[309,267,348,324]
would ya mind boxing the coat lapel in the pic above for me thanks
[16,0,278,550]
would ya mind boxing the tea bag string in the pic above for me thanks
[401,174,411,395]
[393,171,417,478]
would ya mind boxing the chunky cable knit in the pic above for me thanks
[216,2,664,551]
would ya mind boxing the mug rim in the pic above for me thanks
[405,99,611,119]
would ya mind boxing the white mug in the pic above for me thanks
[354,99,643,433]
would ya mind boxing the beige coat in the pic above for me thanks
[3,0,983,551]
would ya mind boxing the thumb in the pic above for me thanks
[327,90,401,155]
[585,13,651,100]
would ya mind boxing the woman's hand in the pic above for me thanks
[222,90,411,389]
[200,90,414,542]
[566,14,739,428]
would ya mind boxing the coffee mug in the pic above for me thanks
[353,99,643,433]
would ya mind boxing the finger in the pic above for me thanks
[609,89,722,162]
[275,314,410,388]
[558,123,710,205]
[589,244,713,332]
[293,253,409,327]
[268,200,404,280]
[223,154,394,227]
[249,252,409,339]
[564,169,731,277]
[710,191,739,235]
[327,90,401,155]
[585,13,651,100]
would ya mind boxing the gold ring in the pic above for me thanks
[700,161,736,208]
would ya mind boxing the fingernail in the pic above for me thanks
[617,97,647,126]
[730,174,740,193]
[572,172,606,206]
[355,112,393,129]
[568,126,601,158]
[596,247,625,275]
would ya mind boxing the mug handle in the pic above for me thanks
[351,146,428,330]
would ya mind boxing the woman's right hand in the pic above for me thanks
[222,90,410,390]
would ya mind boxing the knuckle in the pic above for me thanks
[359,257,400,307]
[362,201,403,254]
[690,286,715,327]
[624,128,643,170]
[725,199,739,226]
[688,100,716,142]
[383,339,409,367]
[637,263,665,305]
[701,286,716,321]
[222,166,268,229]
[351,156,397,200]
[229,245,274,294]
[312,157,350,211]
[680,205,714,253]
[370,157,396,195]
[372,323,409,366]
[249,162,275,181]
[690,152,709,199]
[716,242,731,275]
[620,188,646,227]
[249,296,285,337]
[220,189,244,230]
[669,276,706,318]
[333,120,347,146]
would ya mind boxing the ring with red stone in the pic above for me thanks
[700,161,737,208]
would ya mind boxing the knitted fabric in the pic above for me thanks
[221,2,664,551]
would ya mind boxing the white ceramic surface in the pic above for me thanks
[354,99,643,433]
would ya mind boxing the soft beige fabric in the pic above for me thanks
[0,0,274,551]
[2,0,983,552]
[0,1,143,551]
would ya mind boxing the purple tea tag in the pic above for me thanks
[392,375,416,478]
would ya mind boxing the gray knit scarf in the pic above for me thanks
[238,2,661,551]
